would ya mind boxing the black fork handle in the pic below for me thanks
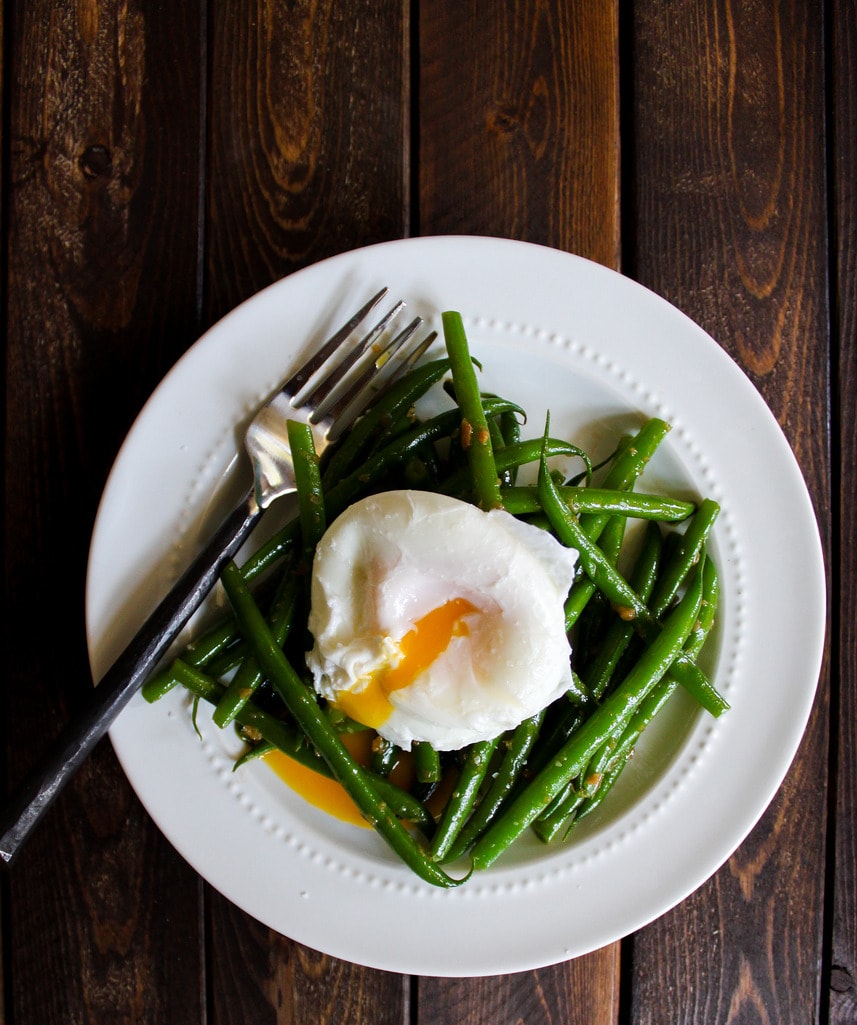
[0,487,260,866]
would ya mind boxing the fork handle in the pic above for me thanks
[0,487,262,866]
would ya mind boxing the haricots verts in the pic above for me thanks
[142,312,727,885]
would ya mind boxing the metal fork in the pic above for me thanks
[0,289,435,864]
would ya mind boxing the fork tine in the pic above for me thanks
[398,328,438,372]
[297,299,406,415]
[311,314,421,426]
[286,287,388,402]
[360,326,439,405]
[323,324,439,442]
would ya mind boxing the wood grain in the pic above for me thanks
[1,0,849,1022]
[419,0,620,268]
[205,0,411,325]
[830,2,857,1022]
[625,2,830,1022]
[203,3,412,1022]
[3,2,207,1022]
[208,891,408,1025]
[417,3,621,1022]
[418,962,619,1025]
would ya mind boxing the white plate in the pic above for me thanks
[86,236,825,976]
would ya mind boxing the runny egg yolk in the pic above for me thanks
[331,597,478,730]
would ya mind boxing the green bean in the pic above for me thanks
[442,710,545,861]
[366,409,418,455]
[566,669,590,707]
[487,415,513,486]
[498,404,522,447]
[172,658,312,756]
[533,533,660,836]
[568,437,630,486]
[574,511,629,666]
[501,486,694,523]
[324,409,461,516]
[639,503,724,714]
[321,358,452,487]
[440,437,591,499]
[538,555,720,843]
[370,735,401,776]
[470,565,703,870]
[582,520,663,700]
[564,513,628,632]
[286,420,327,554]
[201,641,250,681]
[436,386,526,491]
[236,519,300,583]
[142,662,203,704]
[580,735,620,798]
[570,753,627,826]
[540,452,650,623]
[631,556,722,719]
[537,430,650,624]
[685,555,720,660]
[560,423,668,632]
[442,312,503,510]
[403,443,440,488]
[141,566,284,704]
[430,737,500,862]
[182,619,242,669]
[413,741,442,784]
[525,701,587,781]
[563,577,600,633]
[577,419,671,540]
[545,636,711,841]
[441,384,528,432]
[668,656,728,716]
[538,427,725,717]
[540,746,629,841]
[496,414,522,486]
[531,784,585,843]
[497,438,591,476]
[324,707,372,734]
[525,515,629,779]
[648,498,720,617]
[170,658,431,827]
[233,739,276,768]
[595,500,723,714]
[219,560,465,887]
[211,566,301,728]
[595,419,671,491]
[142,556,285,699]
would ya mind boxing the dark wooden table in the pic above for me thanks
[2,2,853,1023]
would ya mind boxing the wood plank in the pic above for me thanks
[417,2,621,1020]
[203,3,411,1021]
[3,2,207,1022]
[208,893,409,1025]
[419,0,620,269]
[625,2,830,1022]
[830,1,857,1022]
[205,0,412,324]
[418,964,618,1025]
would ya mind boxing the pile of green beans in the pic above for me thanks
[142,310,727,886]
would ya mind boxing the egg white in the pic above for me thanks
[305,490,578,750]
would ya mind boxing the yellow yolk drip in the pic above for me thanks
[332,597,478,730]
[265,733,418,828]
[265,732,375,828]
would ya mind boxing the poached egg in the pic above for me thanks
[305,490,578,751]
